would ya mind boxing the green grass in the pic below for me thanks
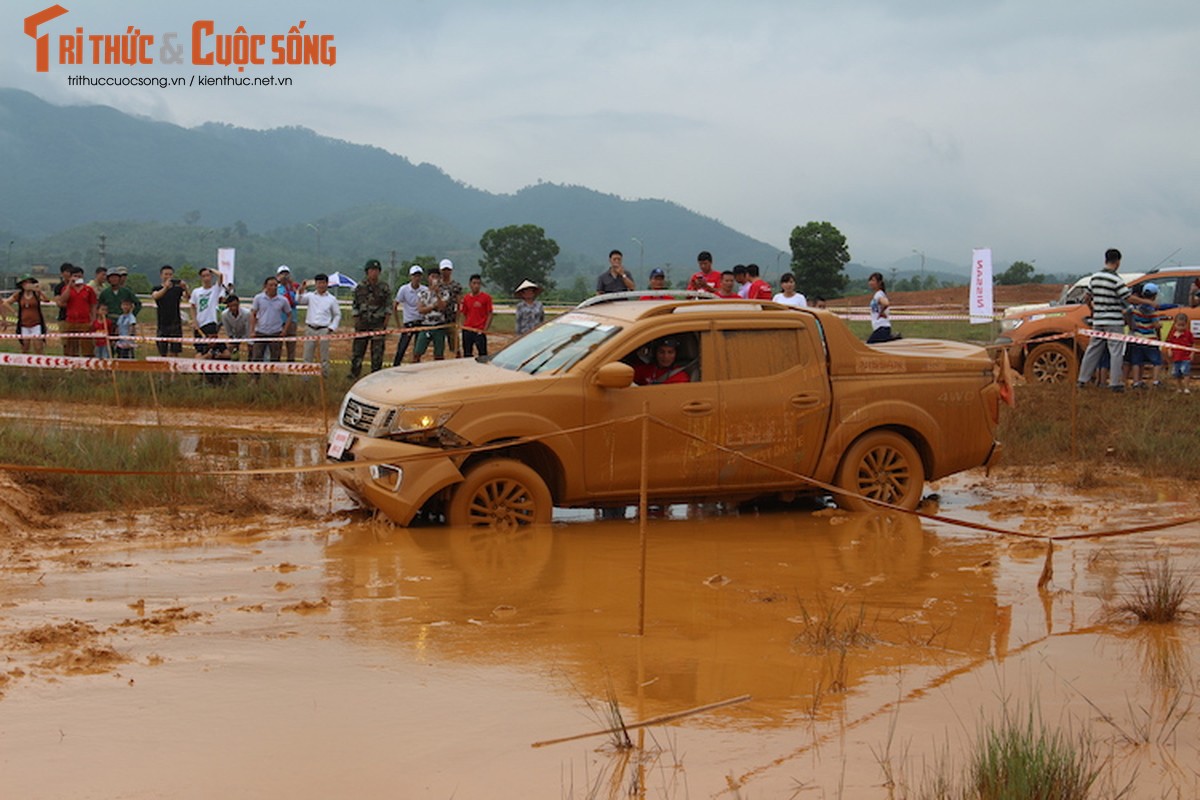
[998,382,1200,479]
[0,423,224,512]
[1115,560,1193,624]
[913,708,1109,800]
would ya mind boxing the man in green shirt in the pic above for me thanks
[97,267,142,326]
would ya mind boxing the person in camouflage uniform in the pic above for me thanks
[438,259,464,357]
[349,259,392,378]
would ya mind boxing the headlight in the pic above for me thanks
[999,317,1024,332]
[390,405,460,434]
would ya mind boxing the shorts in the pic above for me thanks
[1128,342,1162,367]
[1172,360,1192,379]
[19,324,46,341]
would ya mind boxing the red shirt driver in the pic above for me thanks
[633,339,691,385]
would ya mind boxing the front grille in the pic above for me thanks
[342,397,381,433]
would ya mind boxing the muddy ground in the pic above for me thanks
[1,401,1199,798]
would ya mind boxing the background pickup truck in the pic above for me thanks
[328,296,1001,526]
[995,266,1200,383]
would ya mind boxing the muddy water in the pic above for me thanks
[2,475,1199,798]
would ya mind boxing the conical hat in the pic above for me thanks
[514,279,542,294]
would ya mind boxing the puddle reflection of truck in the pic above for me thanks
[323,513,1009,719]
[327,296,1001,525]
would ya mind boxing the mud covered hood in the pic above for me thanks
[347,359,539,406]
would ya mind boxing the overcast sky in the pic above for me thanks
[4,0,1199,274]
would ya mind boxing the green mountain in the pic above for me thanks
[0,88,787,289]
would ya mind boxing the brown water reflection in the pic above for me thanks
[324,511,1008,724]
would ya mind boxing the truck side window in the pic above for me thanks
[622,331,703,383]
[718,329,806,380]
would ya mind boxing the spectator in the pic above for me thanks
[745,263,772,300]
[1077,249,1132,391]
[275,265,300,362]
[98,269,141,328]
[733,264,750,297]
[2,275,50,354]
[459,273,493,358]
[1166,312,1194,393]
[640,267,672,300]
[190,267,226,357]
[91,316,110,360]
[686,251,720,293]
[773,272,807,308]
[1190,277,1200,308]
[89,266,108,295]
[513,279,544,336]
[867,272,898,343]
[297,273,341,375]
[220,294,249,360]
[596,249,635,295]
[51,263,73,332]
[1127,283,1163,388]
[114,297,137,359]
[716,271,740,298]
[248,275,291,362]
[392,266,424,366]
[151,265,188,356]
[412,270,450,362]
[633,338,691,385]
[439,259,464,357]
[349,259,391,378]
[56,265,97,357]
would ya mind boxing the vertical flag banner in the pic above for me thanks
[970,248,993,324]
[217,248,236,292]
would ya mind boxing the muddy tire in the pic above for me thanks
[1023,342,1075,384]
[834,431,924,511]
[446,458,552,527]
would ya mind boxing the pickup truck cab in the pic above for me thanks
[328,296,1001,525]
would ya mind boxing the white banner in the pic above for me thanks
[970,248,994,325]
[217,248,236,292]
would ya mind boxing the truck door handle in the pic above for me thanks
[681,400,713,415]
[790,394,822,409]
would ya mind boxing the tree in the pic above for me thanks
[479,224,559,293]
[183,209,201,226]
[996,260,1043,285]
[789,221,849,298]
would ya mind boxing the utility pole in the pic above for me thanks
[99,234,107,270]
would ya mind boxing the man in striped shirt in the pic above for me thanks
[1077,248,1132,391]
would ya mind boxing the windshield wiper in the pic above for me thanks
[520,328,594,374]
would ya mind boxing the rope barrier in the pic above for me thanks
[0,410,1194,547]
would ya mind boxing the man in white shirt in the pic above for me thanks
[297,273,342,375]
[391,265,424,366]
[189,267,226,355]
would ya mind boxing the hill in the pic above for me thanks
[0,89,787,287]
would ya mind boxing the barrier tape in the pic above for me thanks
[0,351,321,374]
[0,322,460,346]
[1081,327,1200,354]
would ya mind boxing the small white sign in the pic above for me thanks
[327,428,352,459]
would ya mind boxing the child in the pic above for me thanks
[91,316,111,359]
[1166,312,1195,393]
[513,279,544,336]
[1127,283,1163,388]
[115,298,138,359]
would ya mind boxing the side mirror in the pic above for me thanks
[594,362,635,389]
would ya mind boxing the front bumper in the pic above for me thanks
[327,426,464,525]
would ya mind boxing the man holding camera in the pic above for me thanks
[151,265,188,356]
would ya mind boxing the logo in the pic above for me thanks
[22,5,336,73]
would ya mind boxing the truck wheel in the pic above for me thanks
[447,459,552,527]
[1023,342,1075,383]
[834,431,924,511]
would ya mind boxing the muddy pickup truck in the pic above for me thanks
[327,296,1001,526]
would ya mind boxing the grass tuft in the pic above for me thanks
[1114,560,1193,624]
[794,596,877,652]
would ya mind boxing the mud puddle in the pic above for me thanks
[2,473,1199,798]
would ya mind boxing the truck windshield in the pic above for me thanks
[491,317,621,375]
